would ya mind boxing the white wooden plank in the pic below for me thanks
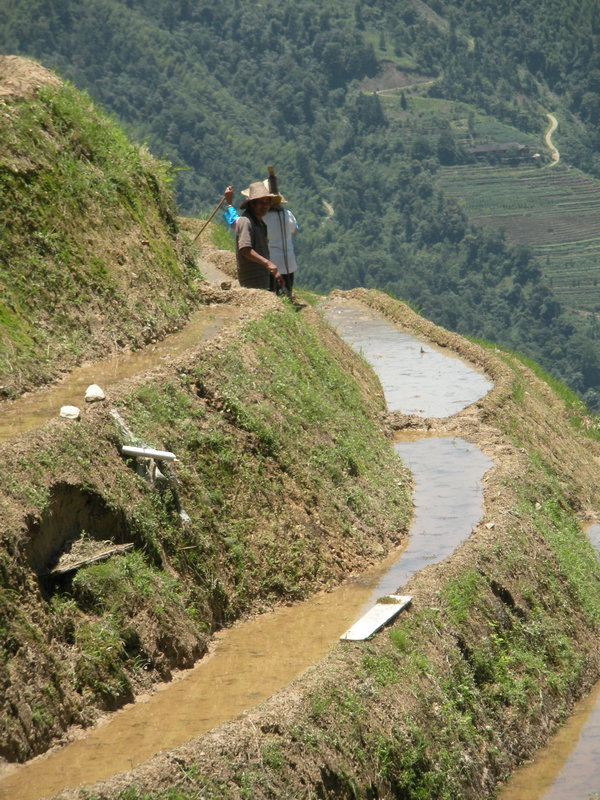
[340,595,412,641]
[121,445,177,461]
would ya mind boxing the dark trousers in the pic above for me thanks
[271,272,295,294]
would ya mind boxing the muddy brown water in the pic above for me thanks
[0,304,241,442]
[0,435,492,800]
[0,297,495,800]
[498,524,600,800]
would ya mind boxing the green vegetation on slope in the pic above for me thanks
[119,304,411,615]
[62,291,600,800]
[0,299,411,762]
[0,69,199,398]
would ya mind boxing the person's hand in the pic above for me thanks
[224,185,234,205]
[266,261,283,287]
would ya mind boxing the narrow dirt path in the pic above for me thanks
[545,113,560,165]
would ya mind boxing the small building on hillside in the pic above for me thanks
[466,142,539,164]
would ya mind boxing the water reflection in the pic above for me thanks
[321,301,492,417]
[374,436,493,597]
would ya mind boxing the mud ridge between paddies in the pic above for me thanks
[0,250,412,766]
[40,283,600,800]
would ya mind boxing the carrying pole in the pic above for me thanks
[192,195,226,244]
[267,164,278,196]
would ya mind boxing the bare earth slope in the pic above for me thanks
[0,55,61,98]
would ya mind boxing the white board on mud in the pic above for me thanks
[340,595,412,641]
[121,445,177,461]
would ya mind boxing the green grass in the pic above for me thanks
[527,467,600,627]
[0,79,195,397]
[380,92,541,149]
[209,223,234,251]
[473,337,600,441]
[47,550,196,703]
[111,301,411,619]
[442,569,484,624]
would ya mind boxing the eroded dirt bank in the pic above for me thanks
[50,289,600,800]
[0,280,414,768]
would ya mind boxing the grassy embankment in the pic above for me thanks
[0,62,412,764]
[0,68,200,399]
[66,291,600,800]
[0,295,411,763]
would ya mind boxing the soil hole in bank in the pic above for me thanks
[26,482,132,583]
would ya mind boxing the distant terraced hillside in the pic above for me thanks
[437,163,600,315]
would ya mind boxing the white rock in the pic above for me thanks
[85,384,106,402]
[60,405,80,420]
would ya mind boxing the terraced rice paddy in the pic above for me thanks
[437,163,600,313]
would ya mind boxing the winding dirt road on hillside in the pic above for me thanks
[545,113,560,165]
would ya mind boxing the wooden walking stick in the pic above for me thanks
[192,195,226,244]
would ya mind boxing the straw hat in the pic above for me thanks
[239,181,276,209]
[241,179,286,207]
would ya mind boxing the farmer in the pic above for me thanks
[224,181,299,297]
[228,182,283,291]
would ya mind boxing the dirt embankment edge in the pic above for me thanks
[0,279,415,771]
[54,288,600,800]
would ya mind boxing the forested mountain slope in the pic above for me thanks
[2,0,600,407]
